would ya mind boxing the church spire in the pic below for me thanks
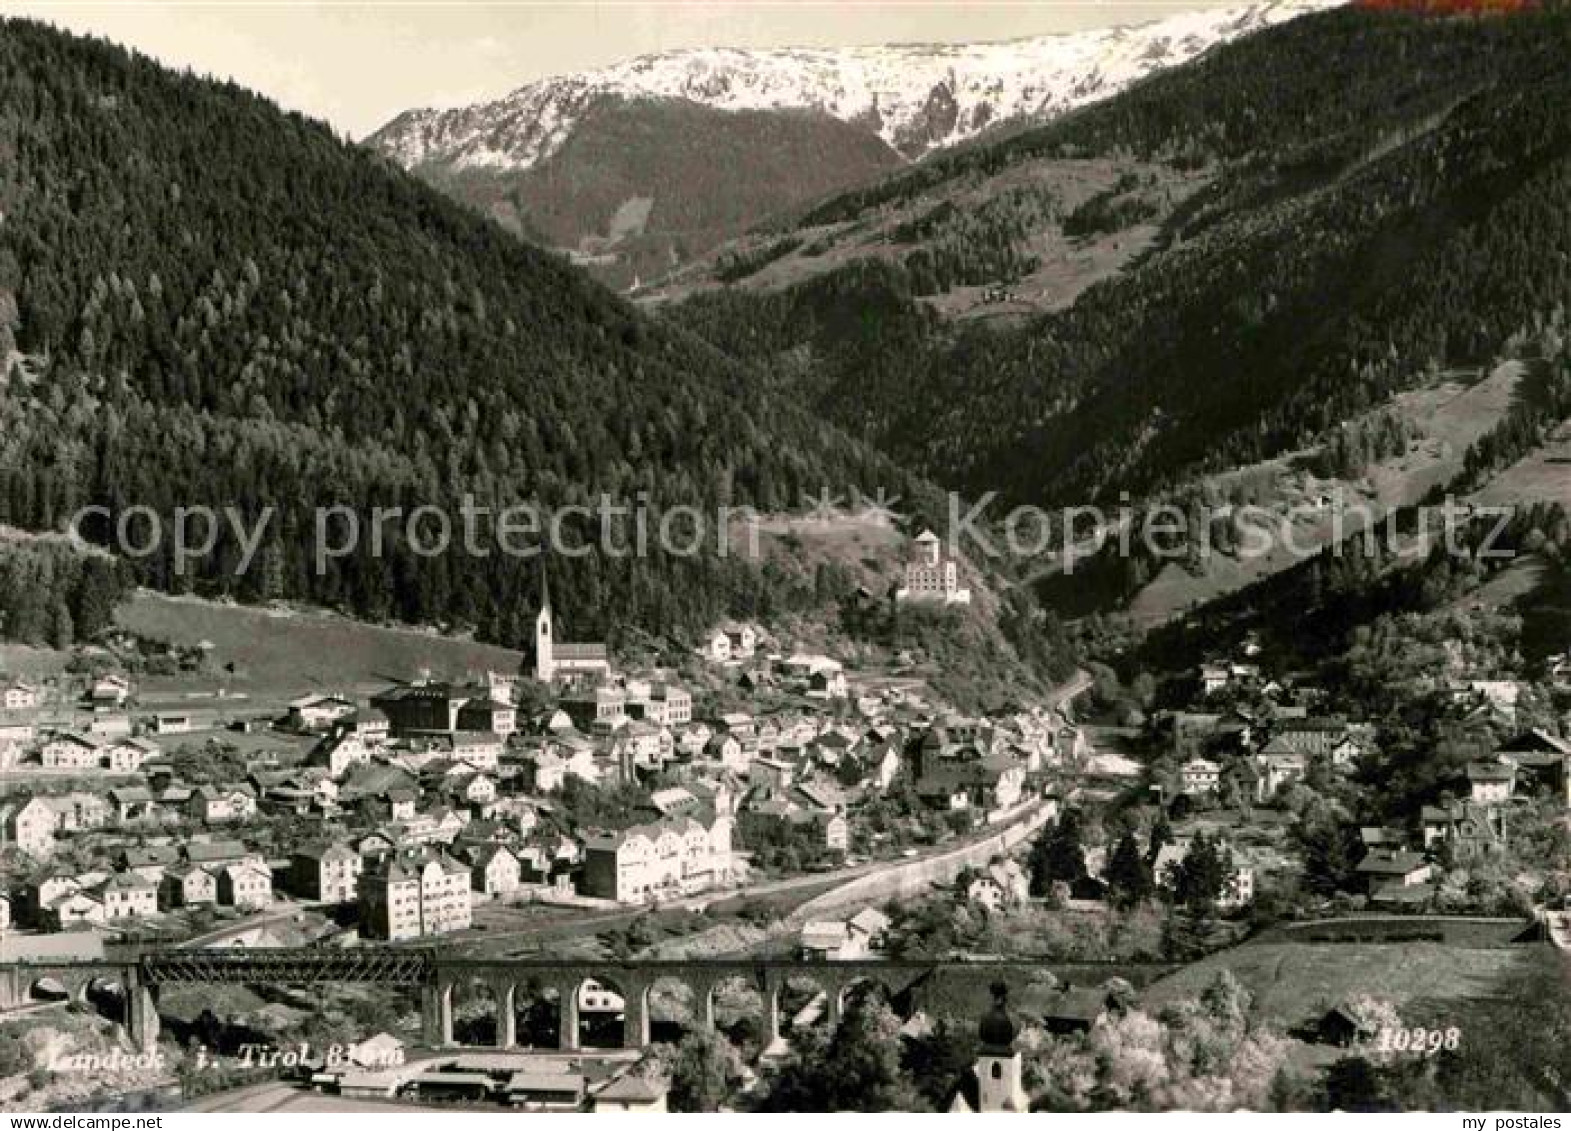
[534,559,555,683]
[978,982,1019,1054]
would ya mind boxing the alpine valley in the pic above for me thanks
[3,2,1571,1118]
[657,1,1571,631]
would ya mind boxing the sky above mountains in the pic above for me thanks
[3,0,1248,138]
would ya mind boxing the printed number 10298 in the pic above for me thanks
[1377,1026,1461,1055]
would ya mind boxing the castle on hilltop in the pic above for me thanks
[896,529,971,606]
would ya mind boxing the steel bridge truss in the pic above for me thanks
[141,947,435,986]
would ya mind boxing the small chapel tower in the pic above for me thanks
[949,982,1029,1113]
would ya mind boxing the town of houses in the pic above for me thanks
[0,534,1568,1118]
[1165,646,1571,915]
[3,560,1568,959]
[0,566,1080,947]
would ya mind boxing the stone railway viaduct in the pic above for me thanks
[0,948,1166,1055]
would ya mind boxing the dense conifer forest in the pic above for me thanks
[0,19,945,650]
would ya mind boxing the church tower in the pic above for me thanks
[534,566,554,683]
[975,983,1028,1112]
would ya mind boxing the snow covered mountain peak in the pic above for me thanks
[370,0,1343,171]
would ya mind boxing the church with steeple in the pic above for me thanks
[530,565,611,685]
[947,983,1030,1113]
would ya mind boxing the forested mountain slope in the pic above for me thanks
[666,6,1571,510]
[407,97,905,293]
[0,19,938,648]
